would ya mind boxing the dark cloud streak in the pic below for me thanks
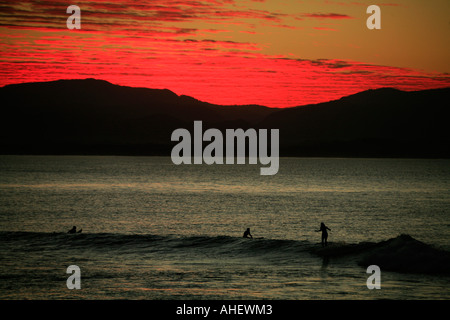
[303,13,353,19]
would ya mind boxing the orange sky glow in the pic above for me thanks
[1,0,449,107]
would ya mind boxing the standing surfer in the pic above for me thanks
[316,222,331,246]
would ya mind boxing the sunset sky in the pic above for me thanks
[1,0,449,107]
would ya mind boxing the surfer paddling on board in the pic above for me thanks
[316,222,331,246]
[68,226,82,234]
[243,228,253,239]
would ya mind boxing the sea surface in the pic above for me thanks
[0,156,449,300]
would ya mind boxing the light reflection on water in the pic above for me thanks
[0,156,449,299]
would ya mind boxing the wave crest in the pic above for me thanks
[1,232,449,274]
[310,234,450,275]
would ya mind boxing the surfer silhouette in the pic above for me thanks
[68,226,82,234]
[316,222,331,246]
[243,228,253,239]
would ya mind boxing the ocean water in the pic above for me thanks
[0,156,449,300]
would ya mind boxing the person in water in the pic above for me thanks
[243,228,253,239]
[68,226,82,234]
[316,222,331,246]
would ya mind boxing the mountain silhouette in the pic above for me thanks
[0,79,448,157]
[259,87,450,157]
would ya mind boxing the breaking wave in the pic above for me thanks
[1,231,449,275]
[311,234,450,275]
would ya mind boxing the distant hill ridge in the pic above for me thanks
[1,79,449,157]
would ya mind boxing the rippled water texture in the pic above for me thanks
[0,156,449,299]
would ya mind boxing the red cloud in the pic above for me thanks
[1,0,448,108]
